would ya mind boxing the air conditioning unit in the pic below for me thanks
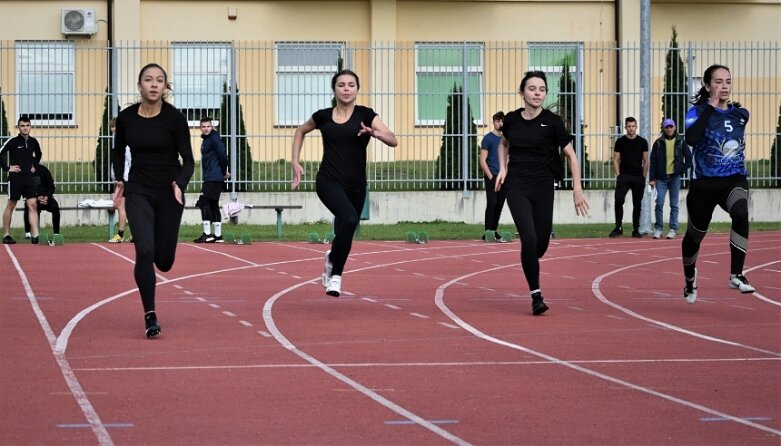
[61,9,97,36]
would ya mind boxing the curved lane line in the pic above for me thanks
[434,263,781,437]
[4,246,114,446]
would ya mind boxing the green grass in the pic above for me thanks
[20,220,781,244]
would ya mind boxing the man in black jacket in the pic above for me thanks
[649,118,692,239]
[24,163,60,239]
[1,116,42,244]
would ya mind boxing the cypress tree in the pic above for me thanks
[771,102,780,187]
[558,60,589,189]
[437,84,478,190]
[662,27,688,133]
[219,83,253,192]
[94,88,117,192]
[0,88,9,190]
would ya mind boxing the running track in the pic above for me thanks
[1,232,779,445]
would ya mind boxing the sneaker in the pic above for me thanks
[24,232,32,240]
[31,236,39,245]
[212,235,224,243]
[531,291,549,315]
[652,229,662,239]
[144,312,161,338]
[684,268,698,304]
[2,235,16,245]
[193,233,215,243]
[109,234,123,243]
[631,230,642,238]
[326,275,342,297]
[322,250,333,287]
[729,274,755,293]
[496,237,509,243]
[608,226,623,238]
[127,236,134,243]
[666,229,677,239]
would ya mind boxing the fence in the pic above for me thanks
[0,40,779,193]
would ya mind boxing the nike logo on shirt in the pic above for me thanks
[540,123,549,127]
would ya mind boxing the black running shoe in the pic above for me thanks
[632,230,642,238]
[531,292,549,315]
[212,235,224,243]
[3,235,16,244]
[193,233,215,243]
[31,236,39,245]
[608,227,623,238]
[145,312,161,338]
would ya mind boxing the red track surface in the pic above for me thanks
[2,232,780,445]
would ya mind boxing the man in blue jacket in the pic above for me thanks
[193,117,230,243]
[649,118,692,239]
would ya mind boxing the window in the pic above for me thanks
[528,43,581,129]
[16,41,75,125]
[275,42,345,126]
[172,43,231,125]
[415,43,483,126]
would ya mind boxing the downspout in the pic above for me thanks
[614,0,621,131]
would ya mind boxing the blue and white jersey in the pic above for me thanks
[684,104,749,179]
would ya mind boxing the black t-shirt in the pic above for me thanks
[500,108,572,184]
[113,102,195,194]
[614,135,648,177]
[313,105,378,190]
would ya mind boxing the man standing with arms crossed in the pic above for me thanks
[609,116,649,238]
[1,116,42,244]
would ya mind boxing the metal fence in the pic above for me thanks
[1,40,779,193]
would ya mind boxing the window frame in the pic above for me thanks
[414,42,484,127]
[15,40,76,126]
[527,42,582,114]
[274,42,346,127]
[171,42,232,127]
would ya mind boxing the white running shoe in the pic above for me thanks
[326,275,342,297]
[666,229,677,239]
[652,229,662,239]
[684,268,698,304]
[729,274,755,293]
[322,250,333,288]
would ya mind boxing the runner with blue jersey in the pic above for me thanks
[681,64,755,304]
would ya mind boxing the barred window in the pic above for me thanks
[415,43,483,126]
[16,41,75,125]
[275,42,345,126]
[172,42,231,126]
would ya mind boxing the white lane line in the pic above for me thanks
[434,258,781,437]
[409,312,429,319]
[257,331,272,338]
[263,282,473,446]
[4,246,114,446]
[239,320,253,327]
[744,261,781,307]
[362,297,378,303]
[437,322,460,329]
[384,304,402,310]
[223,311,237,317]
[209,304,221,309]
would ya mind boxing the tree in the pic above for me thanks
[558,60,589,189]
[218,83,254,192]
[0,87,9,191]
[771,102,780,187]
[331,55,344,108]
[437,85,478,190]
[662,26,688,134]
[94,89,118,192]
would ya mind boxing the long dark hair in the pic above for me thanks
[138,63,172,101]
[691,64,740,107]
[331,69,360,91]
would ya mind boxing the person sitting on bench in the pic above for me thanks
[24,162,60,239]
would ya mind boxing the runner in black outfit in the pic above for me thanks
[291,69,397,297]
[495,71,590,315]
[112,63,194,337]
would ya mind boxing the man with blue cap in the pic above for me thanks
[648,118,692,239]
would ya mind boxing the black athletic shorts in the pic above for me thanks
[8,173,37,201]
[200,181,224,201]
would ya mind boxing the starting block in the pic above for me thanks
[307,232,335,244]
[324,232,335,244]
[222,231,236,244]
[405,231,428,244]
[235,232,252,245]
[500,230,513,242]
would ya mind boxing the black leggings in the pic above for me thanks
[505,181,555,291]
[682,176,749,277]
[125,190,185,313]
[24,198,60,234]
[614,174,645,230]
[316,176,365,276]
[196,182,223,222]
[484,175,507,231]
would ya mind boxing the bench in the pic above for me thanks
[16,203,117,240]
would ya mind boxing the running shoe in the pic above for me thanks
[652,229,662,239]
[684,268,698,304]
[322,250,333,287]
[212,235,224,243]
[729,274,755,293]
[31,236,39,245]
[326,275,342,297]
[109,233,123,243]
[144,312,161,338]
[608,226,623,238]
[193,233,215,243]
[666,229,677,239]
[631,230,642,238]
[531,291,549,315]
[3,235,16,244]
